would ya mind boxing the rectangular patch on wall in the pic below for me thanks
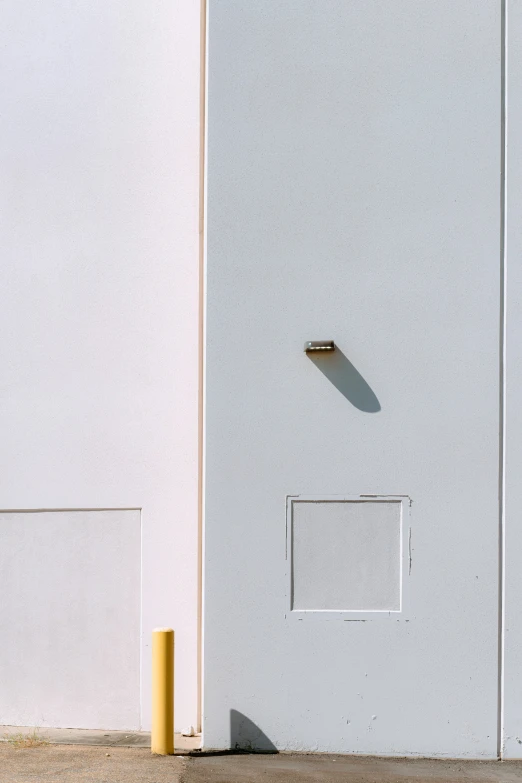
[0,509,141,729]
[287,496,410,619]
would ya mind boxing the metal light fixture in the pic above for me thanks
[304,340,335,353]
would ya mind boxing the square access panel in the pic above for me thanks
[286,496,410,620]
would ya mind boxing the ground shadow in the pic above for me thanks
[230,709,278,753]
[308,347,381,412]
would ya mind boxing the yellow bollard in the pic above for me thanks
[151,628,174,755]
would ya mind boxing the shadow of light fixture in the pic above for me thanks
[305,340,381,413]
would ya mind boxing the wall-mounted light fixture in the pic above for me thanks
[304,340,336,353]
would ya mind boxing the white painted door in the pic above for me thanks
[204,1,501,756]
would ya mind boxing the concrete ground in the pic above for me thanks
[0,744,185,782]
[185,755,522,783]
[3,744,522,783]
[1,725,200,750]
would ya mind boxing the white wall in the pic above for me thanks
[0,0,201,730]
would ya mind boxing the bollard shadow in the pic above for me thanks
[230,709,278,753]
[307,347,381,413]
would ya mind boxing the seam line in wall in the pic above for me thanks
[498,0,508,761]
[197,0,208,737]
[139,509,144,730]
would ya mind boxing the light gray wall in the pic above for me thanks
[204,0,501,756]
[0,0,201,730]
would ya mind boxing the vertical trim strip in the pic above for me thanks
[498,0,508,760]
[197,0,207,736]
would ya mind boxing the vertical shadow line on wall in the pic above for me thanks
[197,0,207,737]
[498,0,508,761]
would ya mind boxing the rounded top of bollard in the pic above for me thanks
[153,627,174,633]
